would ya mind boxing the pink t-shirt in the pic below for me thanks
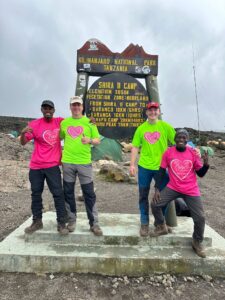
[25,117,64,170]
[161,146,203,196]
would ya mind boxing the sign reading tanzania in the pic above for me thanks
[77,39,158,78]
[85,73,148,139]
[76,39,159,139]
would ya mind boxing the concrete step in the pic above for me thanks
[24,212,212,247]
[0,212,225,277]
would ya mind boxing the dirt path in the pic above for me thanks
[0,149,225,299]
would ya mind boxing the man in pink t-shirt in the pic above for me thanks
[151,129,209,258]
[20,100,68,235]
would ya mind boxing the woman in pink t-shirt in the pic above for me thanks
[151,129,209,258]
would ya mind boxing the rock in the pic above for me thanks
[175,290,183,296]
[111,289,117,295]
[143,294,150,299]
[99,164,130,182]
[121,142,133,153]
[128,176,138,184]
[201,275,213,282]
[123,161,131,166]
[98,160,118,167]
[123,276,130,285]
[49,274,55,280]
[112,282,119,289]
[112,278,118,283]
[186,276,195,282]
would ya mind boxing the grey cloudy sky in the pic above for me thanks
[1,0,225,131]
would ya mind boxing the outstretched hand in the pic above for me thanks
[21,126,33,135]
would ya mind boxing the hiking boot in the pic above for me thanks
[57,223,69,236]
[67,221,76,232]
[150,223,168,237]
[154,223,173,233]
[140,225,149,237]
[192,239,206,258]
[24,219,43,234]
[90,225,103,236]
[167,225,173,233]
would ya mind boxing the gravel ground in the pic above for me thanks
[0,134,225,299]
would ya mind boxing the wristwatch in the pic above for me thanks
[89,138,93,144]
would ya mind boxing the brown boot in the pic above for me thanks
[67,221,76,232]
[150,223,168,237]
[57,223,69,235]
[90,225,103,236]
[140,225,149,237]
[24,219,43,234]
[166,225,173,233]
[192,239,206,258]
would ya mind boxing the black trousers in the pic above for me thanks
[29,166,67,224]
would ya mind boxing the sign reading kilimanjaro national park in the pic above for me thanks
[76,39,159,139]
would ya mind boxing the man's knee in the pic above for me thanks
[63,180,75,195]
[139,187,150,202]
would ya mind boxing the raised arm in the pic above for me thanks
[20,126,33,146]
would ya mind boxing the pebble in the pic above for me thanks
[49,274,55,280]
[186,276,196,282]
[111,289,117,295]
[201,275,213,282]
[112,282,119,289]
[143,294,150,299]
[176,290,183,296]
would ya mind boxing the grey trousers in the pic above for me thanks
[151,186,205,242]
[62,163,99,226]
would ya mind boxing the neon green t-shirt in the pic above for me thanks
[60,116,100,164]
[132,120,175,170]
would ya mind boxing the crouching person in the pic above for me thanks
[151,129,209,258]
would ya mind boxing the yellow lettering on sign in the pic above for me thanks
[143,59,156,66]
[103,65,128,72]
[98,82,114,89]
[123,83,137,89]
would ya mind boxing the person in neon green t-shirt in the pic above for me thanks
[60,96,103,236]
[130,102,175,237]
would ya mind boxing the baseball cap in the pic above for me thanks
[146,102,159,109]
[41,100,55,108]
[70,96,83,105]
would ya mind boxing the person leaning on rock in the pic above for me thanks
[60,96,103,236]
[129,101,176,237]
[151,129,209,258]
[20,100,69,235]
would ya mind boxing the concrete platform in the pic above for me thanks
[0,212,225,277]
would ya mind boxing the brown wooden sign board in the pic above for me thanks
[77,39,158,78]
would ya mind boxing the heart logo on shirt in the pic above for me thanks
[67,126,84,138]
[43,129,60,146]
[144,131,160,144]
[171,159,193,180]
